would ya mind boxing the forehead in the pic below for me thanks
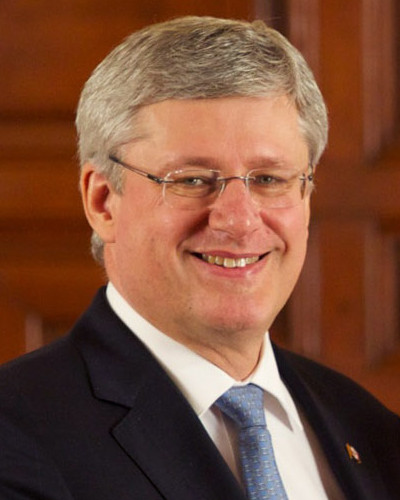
[128,96,308,168]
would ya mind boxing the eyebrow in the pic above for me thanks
[162,155,294,171]
[163,156,218,170]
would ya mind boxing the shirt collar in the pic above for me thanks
[106,282,303,430]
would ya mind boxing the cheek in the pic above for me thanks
[287,210,310,260]
[151,204,210,247]
[261,204,310,249]
[114,192,202,265]
[287,211,310,277]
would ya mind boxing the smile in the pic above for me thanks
[201,254,261,268]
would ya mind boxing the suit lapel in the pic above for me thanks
[72,289,245,500]
[273,346,390,500]
[112,377,244,500]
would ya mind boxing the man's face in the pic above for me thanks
[100,96,310,350]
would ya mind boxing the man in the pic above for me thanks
[0,16,399,500]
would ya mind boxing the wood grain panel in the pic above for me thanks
[0,160,82,220]
[0,0,255,116]
[287,0,400,414]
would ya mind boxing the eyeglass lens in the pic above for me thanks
[162,169,311,210]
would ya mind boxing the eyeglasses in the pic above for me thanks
[109,154,314,210]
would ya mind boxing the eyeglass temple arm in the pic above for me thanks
[108,155,164,184]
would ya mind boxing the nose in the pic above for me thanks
[208,178,262,239]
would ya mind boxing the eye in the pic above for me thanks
[253,173,287,186]
[179,175,213,187]
[167,170,218,198]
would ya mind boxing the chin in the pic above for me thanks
[199,306,274,337]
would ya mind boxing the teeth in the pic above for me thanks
[201,254,259,268]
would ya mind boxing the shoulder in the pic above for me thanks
[0,287,110,403]
[0,334,86,420]
[0,331,81,378]
[274,346,400,496]
[274,345,400,427]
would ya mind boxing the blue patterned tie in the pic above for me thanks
[215,384,288,500]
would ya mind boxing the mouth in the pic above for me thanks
[197,253,267,269]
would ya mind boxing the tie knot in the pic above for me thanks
[215,384,266,429]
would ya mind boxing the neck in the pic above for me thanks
[176,331,265,381]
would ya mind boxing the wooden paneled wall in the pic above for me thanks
[285,0,400,413]
[1,1,399,413]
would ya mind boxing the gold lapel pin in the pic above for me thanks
[345,443,362,464]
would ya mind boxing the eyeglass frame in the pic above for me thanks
[108,154,315,208]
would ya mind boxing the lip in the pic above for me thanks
[192,251,269,270]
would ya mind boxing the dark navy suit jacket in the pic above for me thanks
[0,288,399,499]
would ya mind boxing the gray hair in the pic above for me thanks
[76,16,328,263]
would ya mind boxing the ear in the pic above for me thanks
[80,163,118,244]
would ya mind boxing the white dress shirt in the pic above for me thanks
[107,283,344,499]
